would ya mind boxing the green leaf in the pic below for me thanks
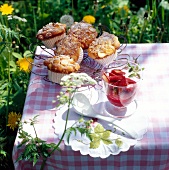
[33,154,38,166]
[18,138,29,148]
[0,136,7,143]
[42,151,49,158]
[35,137,45,143]
[135,65,139,71]
[16,154,23,162]
[0,82,8,90]
[12,52,23,59]
[90,124,113,148]
[30,115,39,124]
[129,67,133,72]
[0,150,7,157]
[136,73,141,79]
[90,133,98,138]
[101,130,111,139]
[23,50,33,58]
[102,138,113,145]
[94,124,104,133]
[77,127,90,136]
[128,73,136,78]
[10,60,17,69]
[90,139,100,149]
[66,127,76,144]
[90,133,100,142]
[115,138,123,148]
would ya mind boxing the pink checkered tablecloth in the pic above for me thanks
[12,44,169,170]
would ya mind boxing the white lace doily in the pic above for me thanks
[53,87,148,158]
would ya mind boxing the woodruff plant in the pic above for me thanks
[16,73,97,170]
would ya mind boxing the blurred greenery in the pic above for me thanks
[0,0,169,169]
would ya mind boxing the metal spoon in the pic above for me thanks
[72,93,139,139]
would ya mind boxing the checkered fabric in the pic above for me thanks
[12,44,169,170]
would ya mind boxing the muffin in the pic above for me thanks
[87,31,120,65]
[44,55,80,84]
[36,22,66,49]
[54,34,83,64]
[67,21,98,49]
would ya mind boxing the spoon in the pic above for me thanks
[72,93,139,139]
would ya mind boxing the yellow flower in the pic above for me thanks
[0,4,14,15]
[83,15,96,24]
[118,5,129,16]
[17,57,33,72]
[101,5,106,9]
[123,5,129,12]
[7,112,21,131]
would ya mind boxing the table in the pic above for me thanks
[12,43,169,170]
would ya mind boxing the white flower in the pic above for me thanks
[7,15,12,20]
[60,73,97,87]
[60,15,74,27]
[7,15,27,22]
[160,0,169,10]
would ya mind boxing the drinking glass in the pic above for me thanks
[101,59,141,118]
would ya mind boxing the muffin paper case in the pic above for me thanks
[95,51,117,66]
[48,70,67,84]
[76,47,83,64]
[83,49,88,54]
[42,33,66,49]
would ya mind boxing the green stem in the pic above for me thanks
[94,0,98,16]
[33,124,38,138]
[161,6,164,23]
[40,0,44,25]
[4,15,8,28]
[146,0,150,11]
[71,0,74,16]
[160,27,165,42]
[40,92,75,170]
[138,19,147,43]
[6,46,11,132]
[33,7,37,38]
[0,14,5,25]
[152,0,157,19]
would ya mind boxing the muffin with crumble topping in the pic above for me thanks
[54,34,83,64]
[87,31,120,65]
[36,22,66,49]
[44,55,80,84]
[67,21,98,50]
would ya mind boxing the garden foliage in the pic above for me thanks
[0,0,169,169]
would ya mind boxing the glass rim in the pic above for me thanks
[102,58,139,70]
[101,59,142,87]
[103,79,139,88]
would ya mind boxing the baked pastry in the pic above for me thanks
[67,21,98,49]
[36,22,66,49]
[55,34,83,64]
[44,55,80,84]
[87,31,120,65]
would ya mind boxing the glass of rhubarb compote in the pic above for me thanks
[101,59,142,118]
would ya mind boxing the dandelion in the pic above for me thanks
[7,112,21,131]
[118,5,129,17]
[101,5,106,9]
[0,4,14,15]
[17,57,33,72]
[123,5,129,12]
[82,15,96,24]
[60,15,74,27]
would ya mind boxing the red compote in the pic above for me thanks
[102,69,137,107]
